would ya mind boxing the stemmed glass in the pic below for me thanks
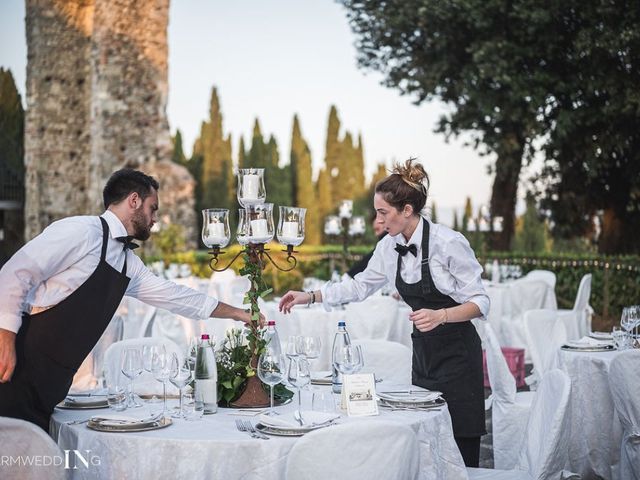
[186,337,199,372]
[257,352,285,416]
[169,353,193,418]
[287,356,311,425]
[151,350,172,415]
[332,344,364,376]
[621,306,640,348]
[121,348,143,408]
[296,336,321,360]
[285,335,299,359]
[142,344,165,373]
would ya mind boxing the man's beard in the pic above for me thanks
[131,209,151,241]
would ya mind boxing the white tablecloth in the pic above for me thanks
[555,348,623,479]
[263,297,413,370]
[50,387,467,479]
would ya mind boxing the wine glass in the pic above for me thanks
[151,350,172,415]
[169,353,193,418]
[296,336,321,360]
[287,356,311,425]
[121,348,143,408]
[142,344,165,373]
[332,344,364,376]
[285,335,300,359]
[186,336,199,372]
[257,352,285,416]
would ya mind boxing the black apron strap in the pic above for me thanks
[419,218,433,297]
[99,216,109,261]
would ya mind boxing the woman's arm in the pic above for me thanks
[409,302,481,332]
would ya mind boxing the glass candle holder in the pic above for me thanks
[348,216,366,236]
[338,199,353,219]
[277,206,306,246]
[202,209,230,248]
[237,168,266,207]
[324,215,341,236]
[247,203,274,244]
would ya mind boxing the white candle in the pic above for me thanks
[205,222,226,245]
[282,221,298,238]
[242,174,260,200]
[250,219,268,239]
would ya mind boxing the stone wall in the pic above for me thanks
[24,0,196,246]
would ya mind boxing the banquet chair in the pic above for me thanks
[0,416,67,480]
[523,309,567,389]
[609,350,640,480]
[556,274,592,339]
[103,338,183,396]
[285,420,420,480]
[524,270,556,290]
[498,279,555,359]
[344,296,400,342]
[353,339,412,385]
[71,312,124,391]
[478,321,535,469]
[468,369,576,480]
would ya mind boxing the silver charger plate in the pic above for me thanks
[560,344,616,352]
[378,396,446,409]
[87,416,172,433]
[255,422,331,437]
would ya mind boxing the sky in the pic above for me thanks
[0,0,511,226]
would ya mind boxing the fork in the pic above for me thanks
[235,419,263,439]
[242,420,270,440]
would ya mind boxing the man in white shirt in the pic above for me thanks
[0,168,256,430]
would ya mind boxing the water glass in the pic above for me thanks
[107,385,127,412]
[169,353,193,418]
[312,389,335,413]
[612,326,628,350]
[183,391,204,421]
[257,352,285,416]
[121,348,143,407]
[333,344,364,375]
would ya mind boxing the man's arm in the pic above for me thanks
[0,329,16,382]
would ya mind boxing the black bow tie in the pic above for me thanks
[116,235,139,250]
[395,243,417,257]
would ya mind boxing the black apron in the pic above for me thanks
[0,217,130,431]
[396,219,485,438]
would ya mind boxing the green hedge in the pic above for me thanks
[146,247,640,331]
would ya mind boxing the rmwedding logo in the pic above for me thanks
[1,450,101,469]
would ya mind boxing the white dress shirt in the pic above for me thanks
[321,217,489,319]
[0,210,218,333]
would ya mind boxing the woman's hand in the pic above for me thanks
[409,308,447,332]
[278,291,310,314]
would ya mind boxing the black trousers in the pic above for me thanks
[455,436,481,467]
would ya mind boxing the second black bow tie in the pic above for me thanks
[116,235,139,250]
[395,243,417,257]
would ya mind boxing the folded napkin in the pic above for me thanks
[67,388,107,396]
[565,336,613,348]
[589,331,613,340]
[258,411,339,430]
[90,412,161,426]
[378,391,441,403]
[64,396,108,407]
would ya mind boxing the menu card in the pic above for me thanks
[341,373,379,417]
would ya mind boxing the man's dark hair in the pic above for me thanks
[103,169,160,208]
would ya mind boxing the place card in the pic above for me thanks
[341,373,378,417]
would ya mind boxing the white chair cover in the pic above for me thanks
[285,420,420,480]
[524,309,567,388]
[480,321,534,469]
[118,296,158,339]
[498,279,556,359]
[353,339,412,385]
[609,350,640,480]
[208,270,250,308]
[344,296,400,341]
[518,370,573,479]
[556,273,592,339]
[103,338,183,395]
[468,370,573,480]
[71,313,124,391]
[524,270,557,291]
[0,416,67,480]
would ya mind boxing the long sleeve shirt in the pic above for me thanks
[0,210,218,333]
[321,217,489,319]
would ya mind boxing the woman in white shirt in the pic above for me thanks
[279,159,489,467]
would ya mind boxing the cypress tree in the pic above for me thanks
[290,114,319,243]
[431,201,438,223]
[237,136,246,169]
[453,210,460,231]
[369,162,388,190]
[246,119,267,169]
[316,168,333,241]
[0,68,24,175]
[512,194,548,252]
[462,197,473,236]
[170,129,187,166]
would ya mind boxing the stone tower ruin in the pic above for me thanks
[24,0,196,246]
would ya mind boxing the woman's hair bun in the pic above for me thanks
[392,158,429,196]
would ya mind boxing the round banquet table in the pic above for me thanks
[555,348,624,479]
[50,386,467,480]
